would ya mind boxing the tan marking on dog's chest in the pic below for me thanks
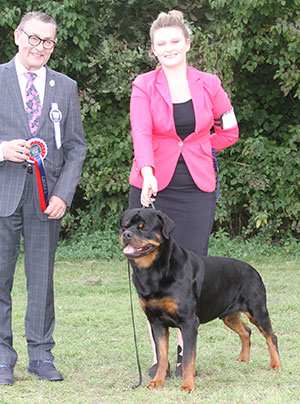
[133,250,159,268]
[139,297,179,315]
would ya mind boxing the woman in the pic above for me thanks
[128,10,239,377]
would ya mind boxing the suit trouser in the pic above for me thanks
[0,171,61,366]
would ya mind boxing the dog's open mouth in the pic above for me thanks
[123,243,156,258]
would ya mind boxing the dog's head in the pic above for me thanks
[119,208,175,267]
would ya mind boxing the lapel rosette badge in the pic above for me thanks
[49,103,62,149]
[27,137,49,212]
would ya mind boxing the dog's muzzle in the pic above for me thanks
[121,231,157,258]
[123,230,134,243]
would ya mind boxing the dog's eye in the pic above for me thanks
[124,222,130,229]
[138,223,144,230]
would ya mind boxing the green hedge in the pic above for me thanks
[0,0,299,242]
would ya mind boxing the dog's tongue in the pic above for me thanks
[123,245,136,255]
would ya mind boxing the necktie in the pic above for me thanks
[24,72,42,134]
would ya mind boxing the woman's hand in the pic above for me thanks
[141,166,158,207]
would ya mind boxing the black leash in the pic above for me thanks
[127,261,143,389]
[127,199,156,388]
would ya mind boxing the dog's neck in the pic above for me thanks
[129,238,181,299]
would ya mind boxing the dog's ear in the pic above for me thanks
[118,212,125,227]
[119,210,130,227]
[156,210,175,239]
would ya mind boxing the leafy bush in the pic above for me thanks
[0,0,299,244]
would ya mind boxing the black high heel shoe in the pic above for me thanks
[175,345,183,377]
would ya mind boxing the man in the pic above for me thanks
[0,11,86,384]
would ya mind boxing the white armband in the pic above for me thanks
[214,109,237,130]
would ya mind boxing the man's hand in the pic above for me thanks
[44,196,67,219]
[2,139,31,162]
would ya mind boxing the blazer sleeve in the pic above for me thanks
[130,75,156,173]
[51,81,86,206]
[209,75,239,152]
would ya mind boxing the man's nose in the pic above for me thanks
[35,41,44,51]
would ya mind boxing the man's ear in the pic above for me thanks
[14,29,21,46]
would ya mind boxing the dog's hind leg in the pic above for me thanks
[147,324,169,389]
[223,312,252,362]
[245,310,282,370]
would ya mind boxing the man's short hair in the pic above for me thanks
[17,11,57,34]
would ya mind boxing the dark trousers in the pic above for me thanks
[0,173,61,366]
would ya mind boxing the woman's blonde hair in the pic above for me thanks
[149,10,192,43]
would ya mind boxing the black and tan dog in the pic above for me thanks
[119,208,281,392]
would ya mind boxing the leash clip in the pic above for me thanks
[141,197,156,210]
[150,198,156,209]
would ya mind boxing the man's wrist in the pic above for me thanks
[0,142,8,162]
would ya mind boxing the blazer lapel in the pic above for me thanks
[155,68,173,111]
[37,66,56,136]
[154,66,204,137]
[5,59,31,138]
[188,66,204,135]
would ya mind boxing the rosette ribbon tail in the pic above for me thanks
[34,156,49,211]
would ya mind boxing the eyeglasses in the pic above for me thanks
[20,29,56,50]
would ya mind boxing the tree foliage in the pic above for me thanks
[0,0,299,241]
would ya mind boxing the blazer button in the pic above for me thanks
[178,141,183,147]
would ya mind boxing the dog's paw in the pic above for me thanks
[236,353,249,362]
[269,362,282,370]
[180,382,195,393]
[147,379,165,389]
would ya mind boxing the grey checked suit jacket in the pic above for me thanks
[0,58,86,220]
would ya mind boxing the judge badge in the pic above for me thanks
[49,103,62,149]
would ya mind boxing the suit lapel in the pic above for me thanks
[155,68,173,110]
[4,60,58,139]
[188,66,204,135]
[5,59,31,138]
[37,66,56,136]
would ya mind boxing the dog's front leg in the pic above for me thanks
[147,323,169,390]
[180,323,198,393]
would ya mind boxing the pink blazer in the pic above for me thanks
[129,66,239,192]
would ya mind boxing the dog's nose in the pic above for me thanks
[123,230,134,241]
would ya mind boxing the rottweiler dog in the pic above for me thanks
[119,208,281,392]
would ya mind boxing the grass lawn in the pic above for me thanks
[1,252,299,404]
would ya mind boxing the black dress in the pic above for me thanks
[129,99,216,256]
